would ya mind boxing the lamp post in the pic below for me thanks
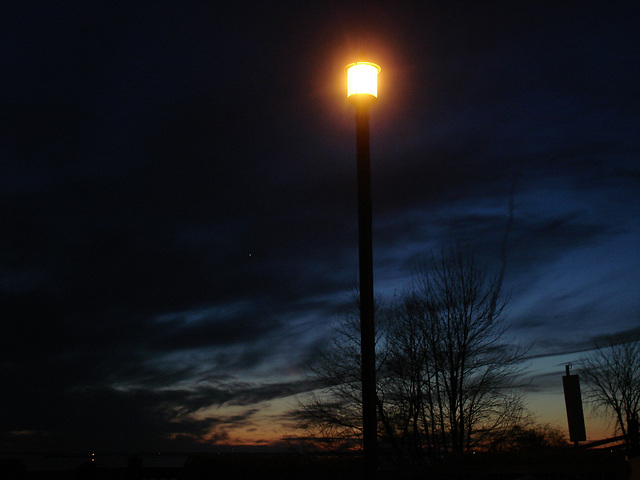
[346,60,380,476]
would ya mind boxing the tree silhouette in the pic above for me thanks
[295,249,528,457]
[579,333,640,453]
[383,249,527,455]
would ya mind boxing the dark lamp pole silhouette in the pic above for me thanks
[346,60,380,475]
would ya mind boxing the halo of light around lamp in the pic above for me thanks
[346,62,380,105]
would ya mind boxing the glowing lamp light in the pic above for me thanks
[346,62,381,104]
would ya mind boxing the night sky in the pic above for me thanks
[2,1,639,453]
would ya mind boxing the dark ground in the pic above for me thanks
[1,450,632,480]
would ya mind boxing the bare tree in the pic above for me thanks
[579,334,640,450]
[384,248,528,454]
[294,294,390,451]
[295,249,528,457]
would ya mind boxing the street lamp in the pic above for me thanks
[346,60,380,476]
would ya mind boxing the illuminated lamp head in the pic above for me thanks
[346,61,381,107]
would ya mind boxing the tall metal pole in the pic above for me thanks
[355,101,377,477]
